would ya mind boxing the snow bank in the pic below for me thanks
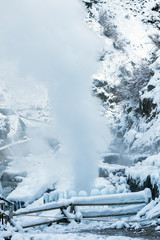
[6,150,61,205]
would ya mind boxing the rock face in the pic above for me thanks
[103,153,120,164]
[99,166,126,178]
[0,171,26,198]
[85,0,160,157]
[0,86,27,198]
[0,108,26,147]
[148,84,155,92]
[139,97,157,117]
[127,175,159,200]
[83,0,160,197]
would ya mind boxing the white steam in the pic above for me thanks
[0,0,110,191]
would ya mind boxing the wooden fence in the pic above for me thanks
[0,197,14,225]
[10,188,152,229]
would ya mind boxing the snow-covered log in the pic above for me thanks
[70,188,151,206]
[14,200,70,216]
[21,216,65,229]
[81,204,146,218]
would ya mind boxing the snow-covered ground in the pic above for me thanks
[0,232,150,240]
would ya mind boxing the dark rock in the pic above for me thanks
[1,171,26,198]
[83,0,98,9]
[131,61,136,67]
[133,156,148,164]
[140,97,157,116]
[99,52,106,61]
[93,79,108,88]
[99,167,109,178]
[127,107,132,113]
[84,1,92,9]
[1,171,25,183]
[127,175,159,200]
[152,4,160,12]
[103,153,120,164]
[147,85,155,92]
[99,166,126,178]
[97,92,108,102]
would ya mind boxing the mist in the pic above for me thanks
[0,0,110,191]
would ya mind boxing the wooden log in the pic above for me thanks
[81,203,146,218]
[70,204,75,213]
[70,189,151,206]
[83,212,136,218]
[14,201,70,216]
[22,218,65,229]
[71,201,146,206]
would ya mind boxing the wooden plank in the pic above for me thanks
[14,205,67,216]
[80,203,146,218]
[83,212,136,218]
[14,202,70,216]
[72,201,146,206]
[14,201,146,216]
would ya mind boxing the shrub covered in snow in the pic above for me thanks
[149,34,160,49]
[0,113,10,142]
[98,10,118,39]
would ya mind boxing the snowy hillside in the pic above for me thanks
[84,0,160,193]
[85,0,160,153]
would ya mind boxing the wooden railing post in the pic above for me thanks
[0,197,15,225]
[70,204,75,213]
[1,202,5,225]
[9,204,14,219]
